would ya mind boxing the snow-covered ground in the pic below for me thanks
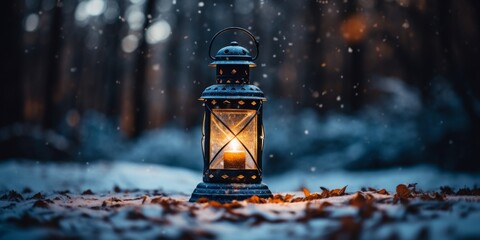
[1,160,479,194]
[1,160,479,239]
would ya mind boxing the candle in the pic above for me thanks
[224,150,246,169]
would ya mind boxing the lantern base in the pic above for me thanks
[189,182,273,203]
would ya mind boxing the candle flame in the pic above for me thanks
[230,138,241,151]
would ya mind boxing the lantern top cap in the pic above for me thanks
[208,27,258,68]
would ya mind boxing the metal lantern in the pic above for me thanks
[189,27,273,203]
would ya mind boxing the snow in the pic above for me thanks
[1,160,480,239]
[268,166,480,193]
[0,160,200,194]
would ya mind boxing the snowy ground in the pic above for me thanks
[1,160,480,239]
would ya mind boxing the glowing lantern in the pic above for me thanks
[189,27,273,203]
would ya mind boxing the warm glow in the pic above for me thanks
[340,14,367,44]
[230,138,241,150]
[210,109,257,169]
[224,138,246,169]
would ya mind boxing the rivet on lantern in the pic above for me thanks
[189,27,273,203]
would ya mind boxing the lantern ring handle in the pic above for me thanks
[208,27,259,61]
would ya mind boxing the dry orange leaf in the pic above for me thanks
[330,185,348,196]
[246,195,267,204]
[376,189,389,195]
[208,200,223,208]
[303,187,311,197]
[195,197,209,203]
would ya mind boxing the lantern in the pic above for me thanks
[189,27,273,203]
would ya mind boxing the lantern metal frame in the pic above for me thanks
[189,27,273,203]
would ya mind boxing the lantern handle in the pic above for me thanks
[208,27,259,61]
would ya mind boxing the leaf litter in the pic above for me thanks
[1,184,479,239]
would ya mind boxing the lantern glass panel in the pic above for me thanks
[209,109,257,170]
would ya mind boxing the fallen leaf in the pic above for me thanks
[319,201,333,211]
[195,197,209,203]
[320,187,330,198]
[320,186,329,192]
[126,209,147,220]
[330,185,347,196]
[396,184,412,198]
[28,192,45,200]
[284,194,294,202]
[298,202,330,222]
[349,192,367,208]
[224,201,243,209]
[376,189,389,195]
[32,200,49,208]
[358,202,376,219]
[292,197,304,202]
[303,187,311,197]
[456,186,480,196]
[268,194,287,203]
[152,197,184,214]
[246,195,267,204]
[82,189,94,195]
[305,193,323,201]
[0,191,24,202]
[440,186,455,195]
[208,200,223,208]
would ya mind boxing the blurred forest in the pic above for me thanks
[1,0,479,173]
